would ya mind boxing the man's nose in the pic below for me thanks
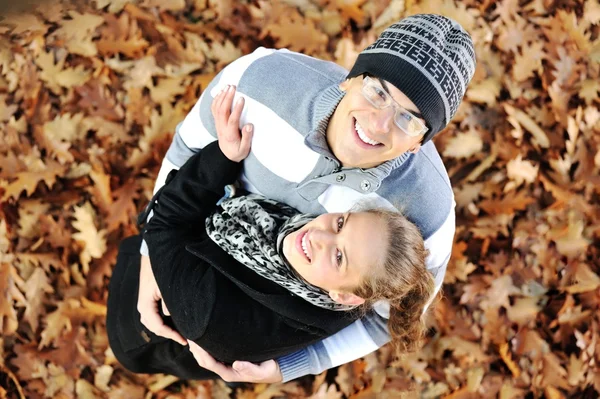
[371,106,395,135]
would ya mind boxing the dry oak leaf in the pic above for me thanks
[478,189,536,216]
[442,129,483,159]
[548,217,591,259]
[465,77,502,107]
[40,326,98,374]
[22,267,54,332]
[17,199,50,239]
[506,297,541,326]
[504,104,550,149]
[96,12,149,58]
[127,102,186,168]
[480,275,520,310]
[0,12,48,35]
[95,0,131,13]
[35,51,91,94]
[75,80,125,122]
[262,9,328,54]
[0,263,20,336]
[105,181,140,232]
[506,154,539,187]
[89,168,113,215]
[71,202,107,274]
[51,10,104,57]
[149,77,187,104]
[562,262,599,294]
[578,79,599,105]
[39,297,106,349]
[335,0,368,23]
[512,41,545,82]
[0,160,65,201]
[10,344,46,380]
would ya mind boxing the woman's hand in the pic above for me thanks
[187,340,283,383]
[137,255,187,345]
[211,85,253,162]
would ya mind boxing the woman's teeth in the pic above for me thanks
[301,232,311,261]
[355,121,381,146]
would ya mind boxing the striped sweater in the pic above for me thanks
[142,47,455,381]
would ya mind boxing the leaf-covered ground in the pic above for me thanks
[0,0,598,398]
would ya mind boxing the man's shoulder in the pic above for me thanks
[239,48,348,89]
[377,142,453,238]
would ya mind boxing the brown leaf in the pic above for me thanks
[22,267,54,332]
[0,263,20,336]
[71,202,107,274]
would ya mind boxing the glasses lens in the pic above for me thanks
[394,111,426,137]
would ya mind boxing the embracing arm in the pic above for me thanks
[276,311,390,382]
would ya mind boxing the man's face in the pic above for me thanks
[326,76,427,169]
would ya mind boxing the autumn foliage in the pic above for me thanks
[0,0,599,398]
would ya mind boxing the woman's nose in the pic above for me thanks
[311,229,334,250]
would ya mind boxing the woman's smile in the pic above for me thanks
[296,230,312,263]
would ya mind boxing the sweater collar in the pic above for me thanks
[306,84,413,180]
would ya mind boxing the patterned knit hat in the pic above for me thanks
[347,14,476,142]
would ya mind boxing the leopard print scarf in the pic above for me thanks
[205,194,357,311]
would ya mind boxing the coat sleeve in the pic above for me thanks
[143,141,241,342]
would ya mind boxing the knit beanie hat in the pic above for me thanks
[347,14,476,142]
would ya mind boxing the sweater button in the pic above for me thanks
[360,180,371,191]
[336,174,346,182]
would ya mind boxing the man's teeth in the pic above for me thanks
[301,233,311,261]
[355,121,381,146]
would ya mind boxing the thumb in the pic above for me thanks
[232,361,255,374]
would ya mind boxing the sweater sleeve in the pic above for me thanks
[140,47,277,256]
[277,312,391,382]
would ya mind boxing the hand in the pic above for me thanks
[211,85,253,162]
[137,255,187,345]
[187,340,282,383]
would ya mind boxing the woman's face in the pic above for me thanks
[282,212,388,294]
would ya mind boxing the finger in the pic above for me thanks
[161,299,170,316]
[228,96,244,128]
[219,85,236,119]
[188,341,239,381]
[232,361,262,378]
[141,309,187,345]
[239,124,253,156]
[212,86,227,116]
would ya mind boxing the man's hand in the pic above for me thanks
[137,255,187,345]
[211,85,253,162]
[187,340,283,383]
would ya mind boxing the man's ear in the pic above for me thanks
[329,290,365,306]
[339,79,352,92]
[409,144,421,154]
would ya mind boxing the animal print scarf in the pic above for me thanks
[205,194,357,311]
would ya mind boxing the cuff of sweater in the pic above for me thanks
[278,349,312,383]
[140,239,149,256]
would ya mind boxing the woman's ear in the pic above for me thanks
[329,290,365,306]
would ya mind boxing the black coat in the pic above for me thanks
[106,142,357,378]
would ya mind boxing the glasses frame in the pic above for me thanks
[361,76,428,137]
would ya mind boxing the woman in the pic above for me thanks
[106,91,434,380]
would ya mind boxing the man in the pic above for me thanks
[136,14,476,383]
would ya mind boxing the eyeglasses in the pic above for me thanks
[361,76,428,137]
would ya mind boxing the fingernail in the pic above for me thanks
[245,125,252,132]
[227,85,233,92]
